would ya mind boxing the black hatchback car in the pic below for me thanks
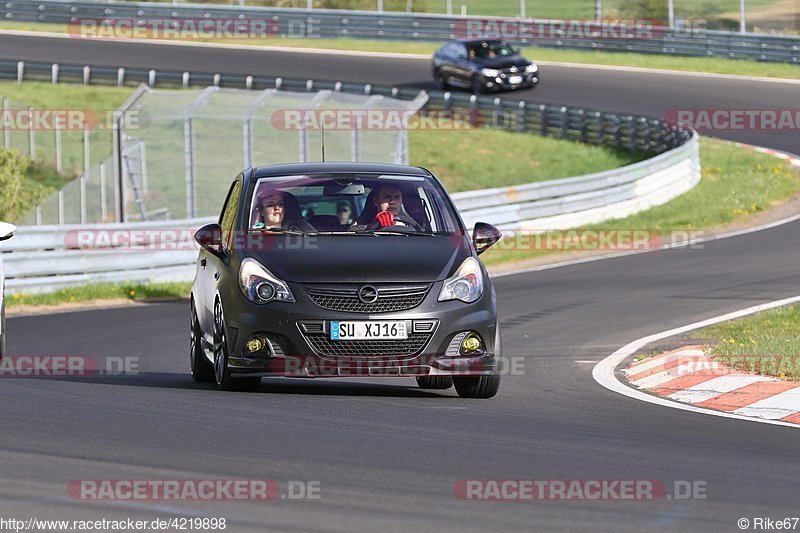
[433,39,539,93]
[190,163,503,398]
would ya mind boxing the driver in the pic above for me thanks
[366,186,423,230]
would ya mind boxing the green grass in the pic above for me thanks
[409,127,646,192]
[689,304,800,380]
[0,81,132,177]
[2,21,798,80]
[4,158,72,221]
[5,282,192,308]
[480,136,800,265]
[109,0,796,28]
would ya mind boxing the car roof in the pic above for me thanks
[250,162,432,179]
[446,38,509,46]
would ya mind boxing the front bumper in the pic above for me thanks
[482,71,539,91]
[220,280,498,378]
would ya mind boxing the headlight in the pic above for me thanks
[239,258,295,304]
[525,63,538,73]
[438,257,484,303]
[481,68,501,77]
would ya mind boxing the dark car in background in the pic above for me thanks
[433,39,539,94]
[190,163,504,398]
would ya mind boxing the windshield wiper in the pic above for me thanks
[263,228,317,236]
[356,230,432,237]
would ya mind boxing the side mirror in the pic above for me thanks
[0,222,16,242]
[514,47,522,55]
[194,223,223,256]
[473,222,502,255]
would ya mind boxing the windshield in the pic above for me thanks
[469,41,516,59]
[246,174,461,235]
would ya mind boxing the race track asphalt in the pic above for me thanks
[1,34,799,532]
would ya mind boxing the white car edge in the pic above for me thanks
[0,221,16,360]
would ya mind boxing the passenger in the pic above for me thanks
[336,202,353,226]
[251,190,315,232]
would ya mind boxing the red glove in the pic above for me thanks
[374,211,395,227]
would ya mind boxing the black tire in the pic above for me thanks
[453,375,501,399]
[213,301,261,392]
[433,69,448,90]
[471,75,485,95]
[416,375,453,389]
[190,300,214,383]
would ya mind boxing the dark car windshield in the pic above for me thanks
[246,174,461,235]
[469,41,517,59]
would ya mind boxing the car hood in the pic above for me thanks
[475,56,531,69]
[246,234,472,283]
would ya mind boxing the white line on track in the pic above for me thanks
[592,294,800,429]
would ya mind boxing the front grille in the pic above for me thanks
[304,333,433,358]
[305,284,430,313]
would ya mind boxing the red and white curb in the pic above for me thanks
[734,142,800,168]
[625,346,800,424]
[593,294,800,429]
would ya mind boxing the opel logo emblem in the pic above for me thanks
[358,285,379,304]
[510,66,518,72]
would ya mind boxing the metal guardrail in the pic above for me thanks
[0,60,699,293]
[1,0,799,63]
[1,131,698,293]
[1,59,692,154]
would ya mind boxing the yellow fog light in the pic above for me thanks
[246,337,265,353]
[460,333,483,355]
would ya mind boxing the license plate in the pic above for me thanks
[330,321,408,340]
[509,75,523,84]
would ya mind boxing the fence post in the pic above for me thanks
[243,117,252,169]
[2,97,9,150]
[55,118,63,173]
[28,107,35,158]
[100,162,107,222]
[58,189,64,225]
[35,205,42,226]
[112,112,124,222]
[80,175,86,224]
[520,0,526,18]
[299,121,309,163]
[140,142,148,194]
[83,124,91,178]
[184,114,196,218]
[351,125,360,162]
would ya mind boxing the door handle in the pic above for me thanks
[200,258,207,268]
